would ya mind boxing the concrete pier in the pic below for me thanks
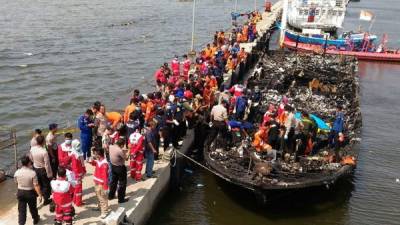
[0,149,172,225]
[0,2,282,225]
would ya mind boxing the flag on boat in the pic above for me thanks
[359,10,374,21]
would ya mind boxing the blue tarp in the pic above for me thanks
[295,112,330,130]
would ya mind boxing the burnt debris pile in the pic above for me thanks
[206,51,362,188]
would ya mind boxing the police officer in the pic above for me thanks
[30,135,53,205]
[14,155,41,225]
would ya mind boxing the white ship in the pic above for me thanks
[287,0,348,32]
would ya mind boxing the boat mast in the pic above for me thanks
[235,0,238,12]
[190,0,196,55]
[280,0,289,47]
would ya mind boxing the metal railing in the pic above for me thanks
[0,127,18,171]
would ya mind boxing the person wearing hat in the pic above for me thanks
[46,123,58,177]
[70,139,86,206]
[14,155,41,225]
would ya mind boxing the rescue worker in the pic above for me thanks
[108,139,129,203]
[51,167,74,225]
[301,112,317,155]
[229,83,244,97]
[123,98,137,124]
[70,140,86,206]
[128,128,145,181]
[46,123,58,178]
[30,135,52,205]
[14,155,41,225]
[77,109,95,160]
[89,148,110,219]
[106,111,122,130]
[252,126,277,161]
[182,55,191,80]
[57,133,73,169]
[171,56,180,77]
[329,105,345,162]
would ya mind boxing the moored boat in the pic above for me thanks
[285,29,377,48]
[204,51,362,203]
[283,37,400,62]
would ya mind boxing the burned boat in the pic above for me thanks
[204,51,362,202]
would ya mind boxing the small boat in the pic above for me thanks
[285,30,377,48]
[283,37,400,62]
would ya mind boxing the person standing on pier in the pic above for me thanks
[30,135,53,205]
[70,140,86,206]
[129,128,145,181]
[14,155,41,225]
[78,109,95,160]
[89,148,110,219]
[57,133,73,169]
[171,56,180,78]
[51,167,74,225]
[144,121,158,179]
[30,129,42,148]
[108,139,129,203]
[46,123,58,178]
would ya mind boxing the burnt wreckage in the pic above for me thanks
[204,51,362,201]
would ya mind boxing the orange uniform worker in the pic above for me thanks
[203,44,213,59]
[252,126,277,161]
[106,111,122,129]
[123,99,136,123]
[238,48,248,63]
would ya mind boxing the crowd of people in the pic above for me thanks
[12,7,348,224]
[13,10,267,225]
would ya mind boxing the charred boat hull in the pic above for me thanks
[204,51,361,202]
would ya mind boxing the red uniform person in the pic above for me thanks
[90,148,109,218]
[70,140,86,206]
[229,84,245,97]
[128,130,145,181]
[51,168,74,225]
[58,133,73,169]
[171,56,180,77]
[182,55,191,81]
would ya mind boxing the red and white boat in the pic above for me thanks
[283,36,400,62]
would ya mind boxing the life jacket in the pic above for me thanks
[51,177,73,207]
[92,158,109,190]
[58,142,71,168]
[129,132,145,155]
[171,59,180,75]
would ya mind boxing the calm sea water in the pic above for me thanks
[1,0,400,224]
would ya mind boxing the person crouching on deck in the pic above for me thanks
[70,140,86,206]
[89,148,110,218]
[129,128,145,181]
[252,126,277,162]
[51,167,74,225]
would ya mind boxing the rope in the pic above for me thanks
[172,148,231,182]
